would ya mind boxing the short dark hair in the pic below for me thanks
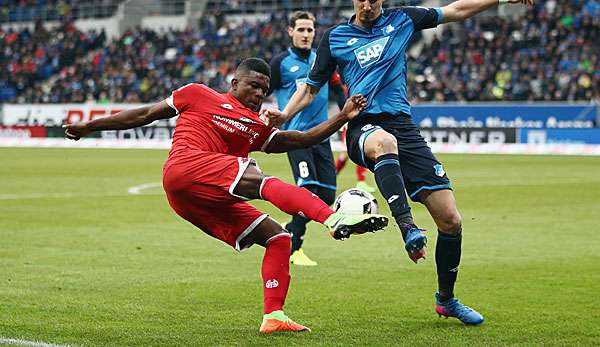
[236,57,271,78]
[289,11,316,28]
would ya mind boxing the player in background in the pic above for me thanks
[64,58,388,333]
[264,0,534,326]
[269,11,350,266]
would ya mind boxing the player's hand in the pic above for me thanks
[261,108,289,128]
[341,94,368,120]
[507,0,535,6]
[63,122,92,140]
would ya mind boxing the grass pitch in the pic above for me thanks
[1,148,599,346]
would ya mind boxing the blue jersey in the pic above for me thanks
[306,7,442,116]
[270,47,330,131]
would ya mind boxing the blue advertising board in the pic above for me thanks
[519,128,600,144]
[411,104,597,128]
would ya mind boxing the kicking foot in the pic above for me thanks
[404,227,427,263]
[435,293,484,325]
[259,311,311,333]
[324,212,388,240]
[290,248,318,266]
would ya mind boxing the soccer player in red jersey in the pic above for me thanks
[64,58,388,333]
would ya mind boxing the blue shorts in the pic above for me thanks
[346,113,451,202]
[286,140,336,191]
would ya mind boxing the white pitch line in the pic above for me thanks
[0,192,126,200]
[0,185,164,201]
[0,337,76,347]
[127,182,163,195]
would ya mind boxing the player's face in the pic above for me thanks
[353,0,383,27]
[231,71,270,111]
[288,19,315,50]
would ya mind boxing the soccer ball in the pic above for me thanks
[334,188,378,215]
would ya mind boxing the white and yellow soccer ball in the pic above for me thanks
[333,188,378,215]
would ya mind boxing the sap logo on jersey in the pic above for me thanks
[354,36,390,68]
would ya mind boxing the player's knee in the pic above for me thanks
[439,213,462,235]
[365,133,397,158]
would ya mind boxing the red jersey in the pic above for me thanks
[165,83,279,158]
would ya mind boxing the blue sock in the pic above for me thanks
[373,154,414,238]
[436,230,462,301]
[286,214,308,254]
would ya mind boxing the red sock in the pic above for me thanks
[262,234,292,314]
[335,155,348,173]
[356,165,367,182]
[260,177,334,224]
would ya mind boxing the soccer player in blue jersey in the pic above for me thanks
[264,0,534,326]
[269,11,349,266]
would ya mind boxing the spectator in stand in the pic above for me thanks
[1,1,597,104]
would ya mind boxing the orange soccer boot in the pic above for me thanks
[259,310,311,333]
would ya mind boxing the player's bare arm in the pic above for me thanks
[265,94,367,153]
[441,0,535,23]
[262,83,320,127]
[64,101,177,140]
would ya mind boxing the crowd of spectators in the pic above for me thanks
[408,0,599,103]
[0,0,121,22]
[0,20,106,102]
[0,10,344,103]
[0,0,598,104]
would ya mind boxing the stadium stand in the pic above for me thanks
[0,0,597,104]
[408,0,599,102]
[0,0,123,22]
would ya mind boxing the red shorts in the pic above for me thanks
[163,149,267,250]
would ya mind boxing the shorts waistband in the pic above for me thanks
[352,112,411,125]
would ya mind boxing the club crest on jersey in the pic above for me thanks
[221,103,233,110]
[290,65,300,72]
[354,36,389,68]
[434,164,446,177]
[295,77,307,88]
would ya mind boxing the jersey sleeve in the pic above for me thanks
[165,83,206,114]
[402,6,443,31]
[258,128,280,152]
[306,27,337,89]
[268,52,286,96]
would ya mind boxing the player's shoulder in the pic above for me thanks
[393,6,437,19]
[382,7,418,20]
[172,82,224,109]
[270,50,291,69]
[327,23,348,37]
[271,50,291,63]
[175,82,212,93]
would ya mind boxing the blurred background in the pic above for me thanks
[0,0,598,153]
[1,3,599,346]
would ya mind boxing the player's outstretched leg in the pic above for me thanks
[259,233,310,333]
[435,292,484,325]
[260,177,388,239]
